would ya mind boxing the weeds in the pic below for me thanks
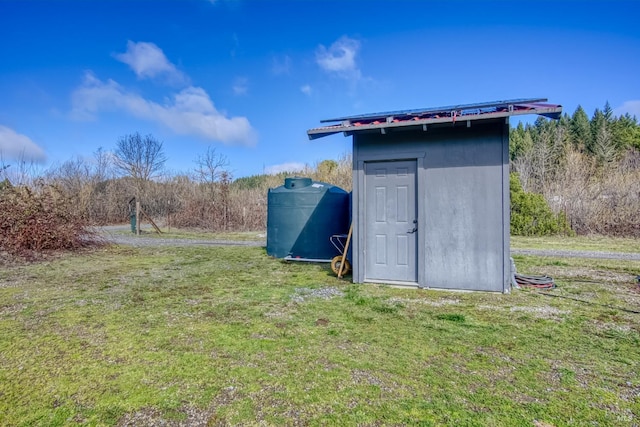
[1,244,638,425]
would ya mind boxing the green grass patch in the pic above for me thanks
[1,243,639,425]
[435,313,466,323]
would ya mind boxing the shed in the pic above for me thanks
[307,98,562,292]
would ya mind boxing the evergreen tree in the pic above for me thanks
[509,122,531,161]
[532,116,551,139]
[603,101,613,123]
[589,108,607,155]
[570,106,591,151]
[612,113,640,150]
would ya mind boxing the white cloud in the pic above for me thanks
[271,55,291,75]
[233,77,249,96]
[264,162,305,175]
[0,125,47,163]
[613,100,640,118]
[300,85,312,96]
[114,41,188,85]
[316,36,362,80]
[71,72,257,146]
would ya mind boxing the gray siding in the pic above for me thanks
[352,119,510,292]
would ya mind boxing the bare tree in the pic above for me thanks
[184,146,233,230]
[47,157,92,194]
[193,146,230,184]
[93,146,114,182]
[114,133,167,183]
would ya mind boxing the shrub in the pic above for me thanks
[0,182,100,259]
[510,173,573,236]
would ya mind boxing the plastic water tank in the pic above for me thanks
[267,177,349,260]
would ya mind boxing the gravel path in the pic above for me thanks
[511,248,640,261]
[98,226,639,261]
[96,226,265,248]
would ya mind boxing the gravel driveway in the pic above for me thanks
[98,225,639,261]
[97,225,265,248]
[511,248,640,261]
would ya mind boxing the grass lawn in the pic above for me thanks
[1,242,639,426]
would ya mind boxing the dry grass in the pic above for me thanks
[1,240,639,426]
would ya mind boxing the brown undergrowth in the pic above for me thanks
[0,181,103,261]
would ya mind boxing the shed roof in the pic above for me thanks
[307,98,562,140]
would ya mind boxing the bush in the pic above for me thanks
[510,173,573,236]
[0,182,100,259]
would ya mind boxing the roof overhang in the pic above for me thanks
[307,98,562,140]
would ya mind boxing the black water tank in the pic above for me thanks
[267,177,349,260]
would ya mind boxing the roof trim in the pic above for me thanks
[307,98,562,140]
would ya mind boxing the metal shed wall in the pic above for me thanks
[352,119,510,292]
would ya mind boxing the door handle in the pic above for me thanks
[407,227,417,234]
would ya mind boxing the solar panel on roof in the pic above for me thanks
[320,98,548,123]
[307,98,562,140]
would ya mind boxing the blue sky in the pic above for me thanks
[1,0,639,178]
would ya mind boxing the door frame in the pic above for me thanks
[353,152,426,286]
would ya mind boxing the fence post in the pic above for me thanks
[136,200,141,236]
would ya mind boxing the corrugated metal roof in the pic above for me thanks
[307,98,562,140]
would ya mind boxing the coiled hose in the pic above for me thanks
[510,257,556,289]
[514,273,556,289]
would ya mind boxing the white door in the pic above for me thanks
[364,160,418,283]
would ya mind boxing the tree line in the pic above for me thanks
[1,102,639,240]
[510,102,639,235]
[0,132,352,234]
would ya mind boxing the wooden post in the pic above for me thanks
[136,200,141,236]
[338,223,353,279]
